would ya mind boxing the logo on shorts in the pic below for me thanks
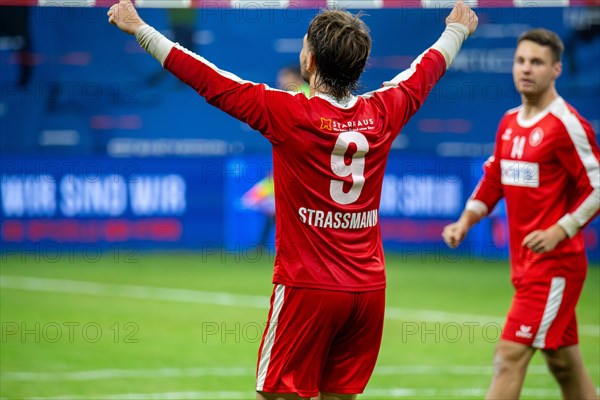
[516,325,533,339]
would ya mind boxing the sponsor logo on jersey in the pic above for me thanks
[501,128,513,141]
[500,160,540,188]
[529,127,544,147]
[320,118,333,131]
[516,325,533,339]
[320,118,376,132]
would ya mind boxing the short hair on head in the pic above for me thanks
[518,28,564,63]
[307,9,371,100]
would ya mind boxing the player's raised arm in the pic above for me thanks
[108,1,175,66]
[435,0,478,68]
[107,0,284,140]
[376,1,478,136]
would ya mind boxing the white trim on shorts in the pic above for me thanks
[256,284,286,391]
[532,277,566,348]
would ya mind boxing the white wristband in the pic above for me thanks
[465,199,489,218]
[431,23,470,69]
[135,24,175,66]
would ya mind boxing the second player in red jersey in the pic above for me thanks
[443,28,599,400]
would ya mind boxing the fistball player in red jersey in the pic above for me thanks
[109,1,478,399]
[443,29,599,400]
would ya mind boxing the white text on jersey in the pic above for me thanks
[298,207,378,229]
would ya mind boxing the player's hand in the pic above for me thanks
[446,0,478,36]
[107,0,145,35]
[442,221,468,249]
[522,225,568,254]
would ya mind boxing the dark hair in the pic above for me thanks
[518,29,564,63]
[307,10,371,100]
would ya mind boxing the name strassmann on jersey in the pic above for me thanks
[298,207,378,229]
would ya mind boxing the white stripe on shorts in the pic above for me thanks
[533,277,566,349]
[256,284,286,391]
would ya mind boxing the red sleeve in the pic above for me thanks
[554,111,600,231]
[162,45,295,144]
[370,48,447,136]
[470,119,506,214]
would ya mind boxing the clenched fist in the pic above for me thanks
[446,0,478,36]
[107,0,145,35]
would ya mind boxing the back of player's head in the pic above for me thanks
[307,10,371,100]
[518,29,564,63]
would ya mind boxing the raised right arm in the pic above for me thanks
[108,0,286,142]
[371,1,478,134]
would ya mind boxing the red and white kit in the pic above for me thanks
[162,46,448,293]
[135,22,468,395]
[468,97,600,349]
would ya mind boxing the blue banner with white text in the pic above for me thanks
[2,156,599,264]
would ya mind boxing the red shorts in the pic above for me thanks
[502,276,585,350]
[256,285,385,398]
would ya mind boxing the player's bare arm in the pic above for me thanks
[522,224,568,254]
[442,209,483,248]
[108,0,145,35]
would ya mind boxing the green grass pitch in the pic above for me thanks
[1,252,598,399]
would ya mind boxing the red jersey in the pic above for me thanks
[163,46,448,291]
[469,97,600,280]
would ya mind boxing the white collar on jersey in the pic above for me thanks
[313,92,359,109]
[516,96,563,128]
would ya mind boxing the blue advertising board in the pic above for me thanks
[1,7,598,156]
[0,157,225,252]
[223,155,600,264]
[2,156,598,263]
[1,5,598,263]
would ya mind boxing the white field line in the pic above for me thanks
[2,365,599,382]
[0,367,253,381]
[1,275,598,337]
[25,391,252,400]
[11,387,598,400]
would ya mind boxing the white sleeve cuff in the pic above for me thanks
[135,24,175,66]
[557,214,581,238]
[465,199,489,218]
[431,23,470,69]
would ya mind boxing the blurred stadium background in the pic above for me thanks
[0,1,599,399]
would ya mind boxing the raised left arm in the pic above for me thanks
[108,0,290,144]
